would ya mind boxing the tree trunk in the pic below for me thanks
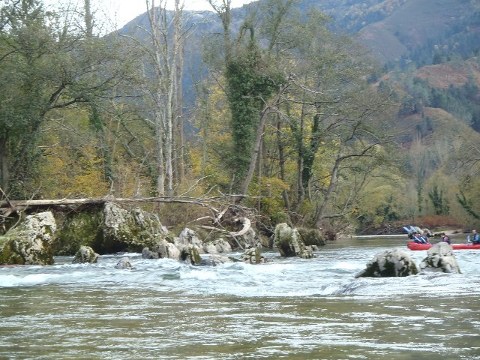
[301,113,322,197]
[84,0,93,38]
[238,106,270,197]
[0,136,8,193]
[238,84,287,199]
[276,119,290,212]
[314,153,340,228]
[174,0,185,185]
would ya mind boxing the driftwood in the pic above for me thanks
[199,217,251,238]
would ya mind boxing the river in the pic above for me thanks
[1,236,479,359]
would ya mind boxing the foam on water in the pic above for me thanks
[1,245,480,299]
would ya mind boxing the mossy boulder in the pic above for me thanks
[175,228,205,253]
[297,228,326,247]
[274,223,313,259]
[0,211,56,265]
[203,238,233,254]
[54,210,103,255]
[356,249,419,277]
[181,245,202,265]
[142,240,186,260]
[102,202,170,252]
[274,223,314,259]
[55,202,171,255]
[72,245,99,264]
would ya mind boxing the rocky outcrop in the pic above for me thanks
[102,202,170,252]
[356,249,419,277]
[420,242,461,274]
[274,223,314,259]
[0,211,56,265]
[72,245,99,264]
[55,202,171,255]
[141,227,235,262]
[53,210,103,255]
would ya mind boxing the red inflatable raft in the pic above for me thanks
[407,241,480,250]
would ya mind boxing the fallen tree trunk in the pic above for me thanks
[0,196,225,215]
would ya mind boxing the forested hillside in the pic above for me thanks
[1,0,479,235]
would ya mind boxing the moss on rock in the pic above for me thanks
[54,210,103,255]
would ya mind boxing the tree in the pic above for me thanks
[0,0,138,197]
[139,0,187,196]
[428,184,450,215]
[197,2,396,230]
[259,8,395,226]
[207,0,284,193]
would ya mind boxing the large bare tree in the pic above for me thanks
[143,0,187,196]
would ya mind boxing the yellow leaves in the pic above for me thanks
[39,144,108,198]
[32,109,108,198]
[189,147,231,190]
[247,177,290,219]
[190,78,234,190]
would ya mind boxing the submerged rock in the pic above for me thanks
[241,246,266,264]
[202,254,232,266]
[420,242,461,274]
[203,238,233,254]
[72,246,99,264]
[274,223,314,259]
[356,249,418,277]
[0,211,56,265]
[114,257,132,269]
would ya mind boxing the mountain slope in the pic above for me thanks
[357,0,476,64]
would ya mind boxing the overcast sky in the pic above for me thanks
[45,0,257,29]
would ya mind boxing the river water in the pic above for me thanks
[1,236,479,359]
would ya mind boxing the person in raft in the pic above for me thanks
[467,229,480,244]
[413,231,429,244]
[441,233,451,245]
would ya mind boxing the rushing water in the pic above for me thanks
[1,236,480,360]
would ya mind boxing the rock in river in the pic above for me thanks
[72,245,99,264]
[0,211,56,265]
[274,223,314,259]
[356,249,419,277]
[419,242,461,274]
